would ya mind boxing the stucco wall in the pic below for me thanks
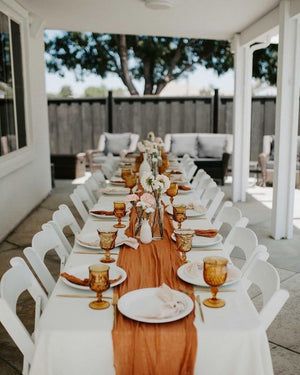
[0,10,51,241]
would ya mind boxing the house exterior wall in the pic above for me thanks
[0,0,51,240]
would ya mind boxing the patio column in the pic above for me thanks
[271,0,300,239]
[231,36,269,202]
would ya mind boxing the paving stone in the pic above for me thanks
[6,207,54,247]
[0,241,18,253]
[271,344,300,375]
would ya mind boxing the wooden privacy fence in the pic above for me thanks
[47,94,300,161]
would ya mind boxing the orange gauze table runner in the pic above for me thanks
[112,210,197,375]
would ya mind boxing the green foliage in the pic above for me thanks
[45,32,277,95]
[58,85,73,98]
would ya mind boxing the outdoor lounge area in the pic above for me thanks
[1,1,300,375]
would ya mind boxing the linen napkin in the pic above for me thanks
[89,210,114,216]
[115,233,139,250]
[194,229,218,238]
[136,284,185,319]
[185,262,203,278]
[178,185,191,191]
[60,272,122,285]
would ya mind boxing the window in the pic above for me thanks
[0,10,27,156]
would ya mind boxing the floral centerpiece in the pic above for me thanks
[140,172,170,239]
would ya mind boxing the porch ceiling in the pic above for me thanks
[18,0,279,40]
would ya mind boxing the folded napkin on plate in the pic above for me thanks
[60,272,122,285]
[186,203,205,213]
[171,170,182,175]
[111,178,125,183]
[89,210,114,216]
[60,272,89,286]
[178,185,191,191]
[115,233,139,250]
[185,262,203,278]
[194,229,218,238]
[136,284,185,319]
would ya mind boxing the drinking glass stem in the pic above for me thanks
[105,250,110,262]
[211,286,218,300]
[97,291,103,303]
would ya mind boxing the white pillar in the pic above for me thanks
[271,0,300,239]
[231,35,252,202]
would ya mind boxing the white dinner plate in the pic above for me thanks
[171,232,223,248]
[177,262,242,287]
[61,264,126,290]
[178,188,193,195]
[76,232,100,249]
[117,287,194,324]
[166,205,207,218]
[102,187,130,195]
[89,211,116,220]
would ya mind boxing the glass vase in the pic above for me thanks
[151,200,164,240]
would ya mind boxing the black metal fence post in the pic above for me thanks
[213,88,219,133]
[108,90,113,133]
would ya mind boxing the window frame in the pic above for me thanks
[0,0,34,178]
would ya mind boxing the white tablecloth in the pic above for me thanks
[30,192,273,375]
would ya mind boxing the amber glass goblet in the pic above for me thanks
[121,167,132,181]
[88,264,110,310]
[124,173,137,194]
[166,182,178,205]
[203,257,228,308]
[113,201,126,228]
[174,229,194,263]
[173,204,187,229]
[97,228,118,263]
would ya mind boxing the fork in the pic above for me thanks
[196,295,205,323]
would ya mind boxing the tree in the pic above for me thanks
[84,85,126,97]
[45,32,278,96]
[58,85,73,98]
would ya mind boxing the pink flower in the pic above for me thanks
[140,192,156,208]
[125,194,139,202]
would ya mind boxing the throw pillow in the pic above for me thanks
[104,132,131,155]
[171,134,198,158]
[198,135,226,158]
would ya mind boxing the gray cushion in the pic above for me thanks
[104,132,131,155]
[171,134,198,157]
[198,135,226,158]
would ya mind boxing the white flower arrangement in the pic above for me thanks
[140,172,170,195]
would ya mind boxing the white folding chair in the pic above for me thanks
[185,161,197,182]
[0,257,48,375]
[70,185,93,222]
[48,204,81,254]
[245,259,289,329]
[92,170,106,186]
[24,225,69,295]
[191,169,206,189]
[223,226,269,277]
[84,176,100,204]
[201,185,224,220]
[195,174,214,197]
[213,202,249,231]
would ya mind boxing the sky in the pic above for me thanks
[45,30,278,97]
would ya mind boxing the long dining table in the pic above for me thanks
[30,173,274,375]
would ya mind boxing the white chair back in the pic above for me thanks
[213,202,248,230]
[201,185,224,220]
[92,170,106,186]
[0,257,48,373]
[195,175,213,197]
[191,169,206,188]
[246,259,289,329]
[84,177,99,203]
[185,161,197,182]
[223,227,269,276]
[70,185,93,222]
[50,204,81,253]
[24,225,69,295]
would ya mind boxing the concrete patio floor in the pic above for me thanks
[0,180,299,374]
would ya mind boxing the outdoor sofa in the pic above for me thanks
[164,133,233,185]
